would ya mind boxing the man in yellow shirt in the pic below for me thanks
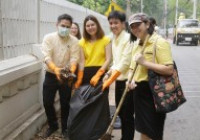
[41,14,79,138]
[103,11,135,140]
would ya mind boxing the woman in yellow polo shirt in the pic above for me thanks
[74,15,111,88]
[128,13,174,140]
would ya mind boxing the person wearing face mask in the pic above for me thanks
[41,14,79,138]
[128,13,173,140]
[102,11,135,140]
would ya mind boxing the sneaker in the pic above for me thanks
[62,129,70,140]
[43,126,58,138]
[113,116,121,129]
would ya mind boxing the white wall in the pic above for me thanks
[0,0,110,139]
[0,0,110,60]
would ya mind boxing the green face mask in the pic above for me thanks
[58,26,70,37]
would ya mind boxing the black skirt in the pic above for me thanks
[134,81,166,140]
[82,66,102,85]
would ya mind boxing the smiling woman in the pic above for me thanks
[127,13,174,140]
[69,15,112,140]
[75,15,111,88]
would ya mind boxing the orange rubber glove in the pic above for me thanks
[70,63,77,74]
[74,70,84,88]
[90,69,105,86]
[102,70,121,91]
[48,61,62,81]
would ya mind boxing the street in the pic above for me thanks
[165,43,200,140]
[111,42,200,140]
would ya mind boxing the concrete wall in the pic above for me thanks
[0,0,110,139]
[0,0,4,60]
[0,0,110,60]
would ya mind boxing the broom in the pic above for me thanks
[100,35,150,140]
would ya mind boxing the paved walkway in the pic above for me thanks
[33,83,139,140]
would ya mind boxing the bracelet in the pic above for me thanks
[105,72,111,77]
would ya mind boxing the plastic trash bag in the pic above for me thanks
[67,83,110,140]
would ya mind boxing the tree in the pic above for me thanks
[67,0,109,14]
[67,0,198,28]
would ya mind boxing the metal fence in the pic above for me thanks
[0,0,110,61]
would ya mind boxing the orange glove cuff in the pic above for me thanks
[74,70,84,88]
[109,70,121,81]
[96,69,105,76]
[70,63,77,74]
[77,70,84,80]
[102,70,121,90]
[90,69,105,86]
[48,62,56,71]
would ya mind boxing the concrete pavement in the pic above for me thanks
[33,42,200,140]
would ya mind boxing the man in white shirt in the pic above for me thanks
[103,11,135,140]
[41,14,79,138]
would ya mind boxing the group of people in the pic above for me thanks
[41,10,174,140]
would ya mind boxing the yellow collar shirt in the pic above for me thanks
[130,33,173,82]
[41,32,80,73]
[79,36,110,67]
[111,30,132,80]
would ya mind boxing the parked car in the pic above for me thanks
[173,19,200,46]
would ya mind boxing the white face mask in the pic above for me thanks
[58,26,70,37]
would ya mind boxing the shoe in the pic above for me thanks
[113,116,121,129]
[62,129,70,140]
[43,126,58,138]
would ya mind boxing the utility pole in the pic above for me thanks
[193,0,197,19]
[163,0,167,38]
[141,0,143,13]
[126,0,131,18]
[175,0,179,25]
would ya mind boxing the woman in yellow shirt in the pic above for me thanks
[75,15,112,88]
[128,13,174,140]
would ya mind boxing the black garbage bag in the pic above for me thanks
[67,83,110,140]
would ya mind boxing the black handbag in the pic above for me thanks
[148,38,186,113]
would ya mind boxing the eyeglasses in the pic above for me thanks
[130,22,143,30]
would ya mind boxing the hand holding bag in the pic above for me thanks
[148,38,186,113]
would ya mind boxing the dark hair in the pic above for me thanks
[145,20,154,35]
[108,11,126,22]
[83,15,104,41]
[72,22,81,39]
[130,33,137,43]
[149,17,157,26]
[125,21,137,42]
[57,14,73,24]
[125,21,131,33]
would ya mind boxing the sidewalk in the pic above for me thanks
[33,83,139,140]
[109,84,140,140]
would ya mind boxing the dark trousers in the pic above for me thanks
[43,72,72,131]
[115,80,135,140]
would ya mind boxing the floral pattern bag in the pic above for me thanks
[148,38,186,113]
